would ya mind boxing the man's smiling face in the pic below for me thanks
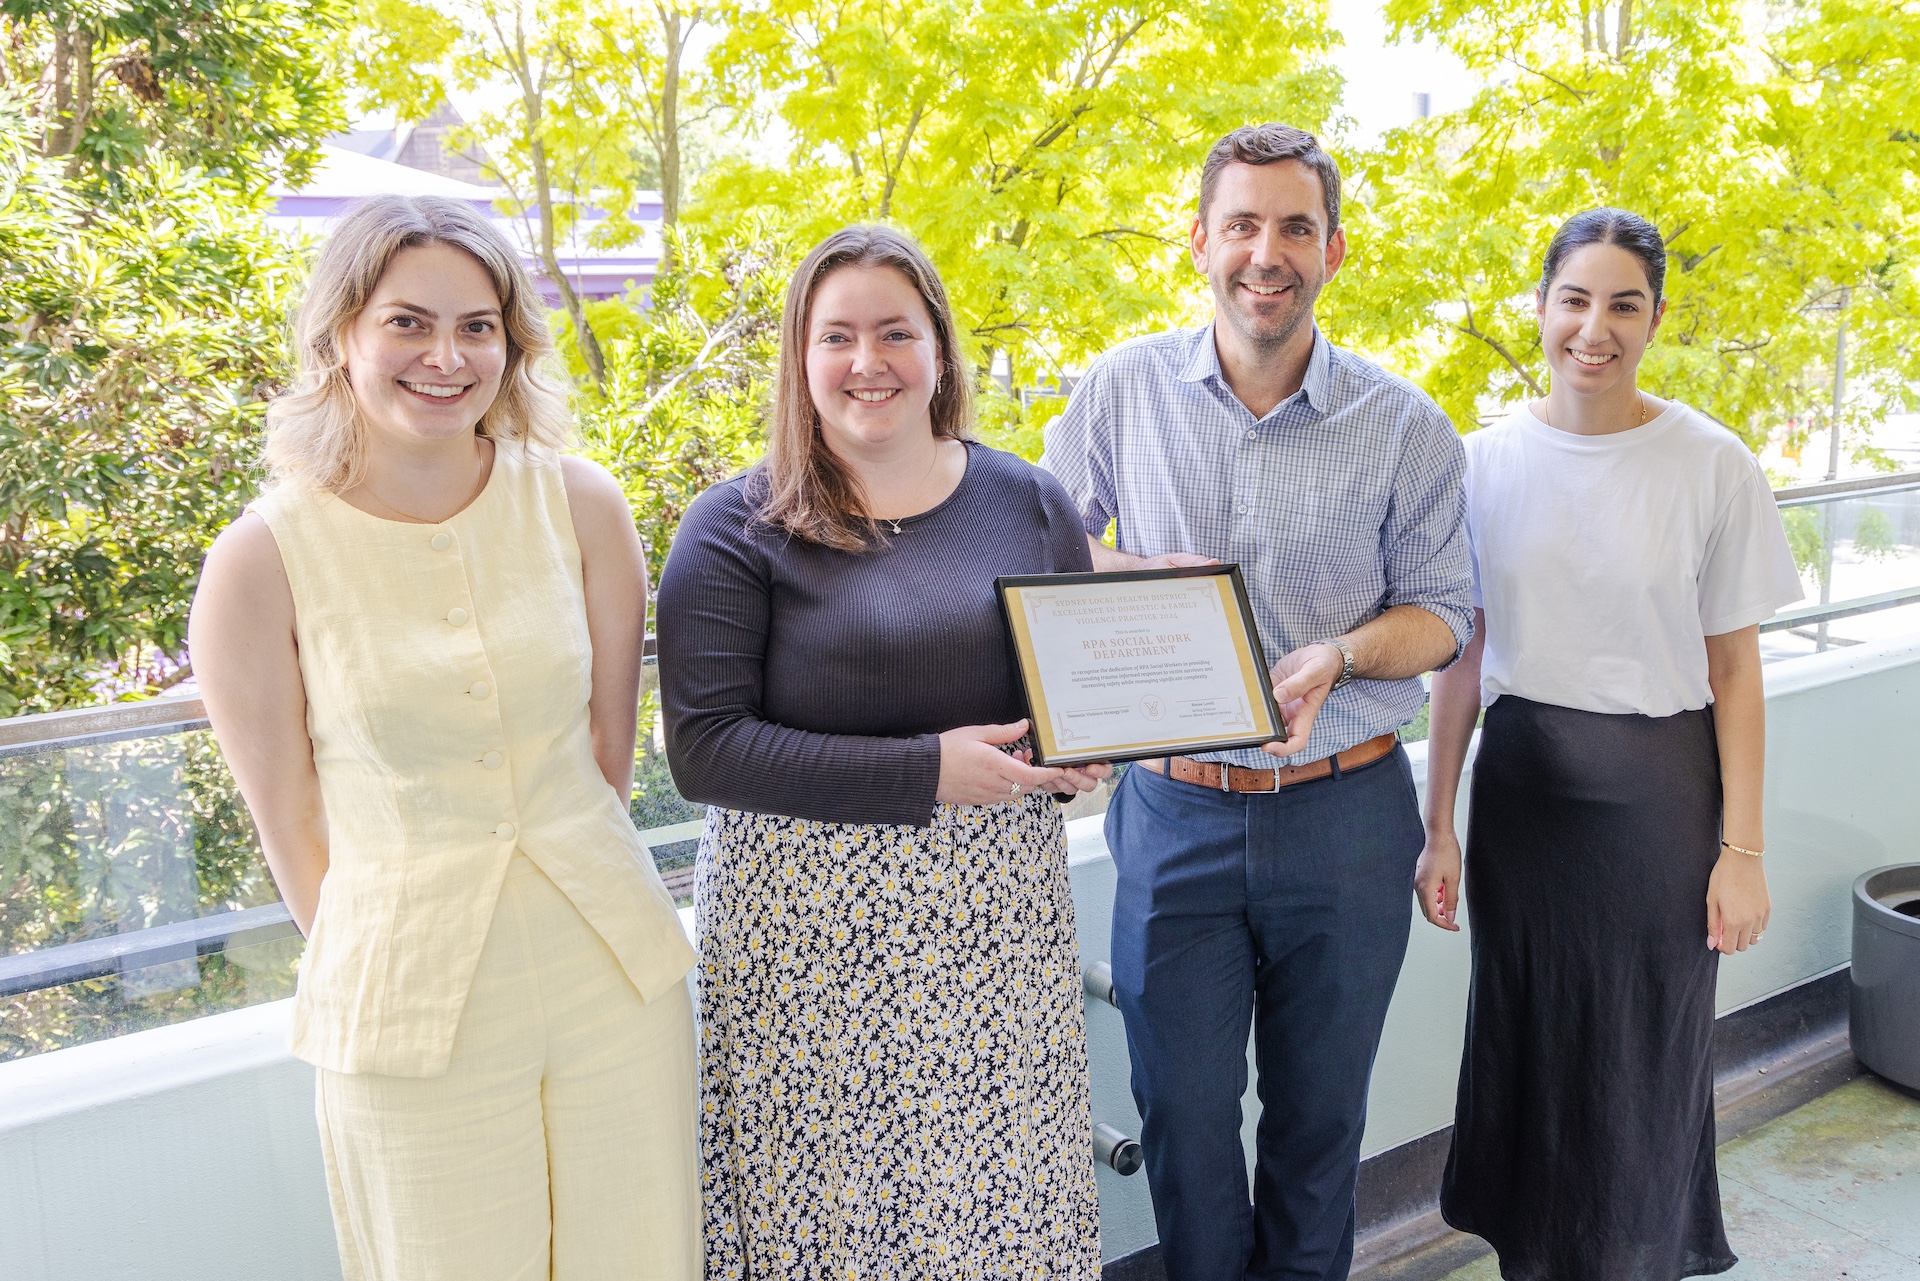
[1191,159,1347,352]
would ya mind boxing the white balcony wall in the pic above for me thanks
[4,636,1917,1278]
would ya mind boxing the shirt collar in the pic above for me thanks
[1177,322,1335,416]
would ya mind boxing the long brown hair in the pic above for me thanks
[754,225,973,551]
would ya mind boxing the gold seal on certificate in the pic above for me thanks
[996,565,1286,766]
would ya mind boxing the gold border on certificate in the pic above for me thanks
[996,565,1286,766]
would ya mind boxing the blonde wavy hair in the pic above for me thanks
[263,195,572,491]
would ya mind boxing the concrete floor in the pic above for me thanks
[1441,1073,1920,1280]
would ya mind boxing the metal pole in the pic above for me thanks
[1817,500,1834,652]
[1825,289,1849,482]
[1815,289,1851,651]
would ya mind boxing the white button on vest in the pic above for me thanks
[430,532,452,551]
[447,607,468,626]
[494,822,516,841]
[469,681,490,700]
[482,750,504,770]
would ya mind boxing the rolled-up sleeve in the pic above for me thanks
[1039,361,1118,538]
[1382,403,1475,662]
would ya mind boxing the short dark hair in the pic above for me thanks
[1538,208,1668,303]
[1198,124,1342,233]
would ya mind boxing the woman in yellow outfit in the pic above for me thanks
[189,195,698,1281]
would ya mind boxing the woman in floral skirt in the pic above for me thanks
[656,224,1105,1278]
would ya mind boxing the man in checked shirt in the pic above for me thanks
[1041,123,1474,1281]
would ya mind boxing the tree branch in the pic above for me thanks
[877,100,924,218]
[1453,302,1545,397]
[1506,56,1588,100]
[1079,226,1183,247]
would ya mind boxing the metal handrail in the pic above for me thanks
[9,474,1920,998]
[0,695,207,756]
[1760,586,1920,634]
[0,903,298,999]
[0,637,659,756]
[1773,470,1920,507]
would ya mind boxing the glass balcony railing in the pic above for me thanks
[4,472,1917,1061]
[1761,472,1920,661]
[0,702,299,1058]
[0,664,704,1062]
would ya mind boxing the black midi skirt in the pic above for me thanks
[1440,695,1738,1281]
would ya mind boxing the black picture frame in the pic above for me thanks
[995,564,1287,767]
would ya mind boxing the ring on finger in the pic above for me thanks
[1009,780,1020,800]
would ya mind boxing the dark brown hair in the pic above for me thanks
[1198,123,1342,234]
[754,225,974,552]
[1538,207,1668,304]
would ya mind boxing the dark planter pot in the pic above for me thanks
[1852,864,1920,1091]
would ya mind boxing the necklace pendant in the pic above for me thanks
[888,519,902,534]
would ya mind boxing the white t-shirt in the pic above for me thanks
[1465,401,1804,717]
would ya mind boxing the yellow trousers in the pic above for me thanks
[314,854,698,1281]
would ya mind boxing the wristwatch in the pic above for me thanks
[1312,638,1356,689]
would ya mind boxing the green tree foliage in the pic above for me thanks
[697,0,1342,389]
[0,0,345,714]
[1333,0,1920,444]
[565,223,790,592]
[0,727,295,1059]
[0,0,346,190]
[349,0,712,386]
[0,103,314,714]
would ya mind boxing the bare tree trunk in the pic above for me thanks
[649,4,696,278]
[530,125,609,388]
[657,4,685,229]
[1616,0,1634,57]
[498,6,608,389]
[64,26,92,172]
[46,24,70,155]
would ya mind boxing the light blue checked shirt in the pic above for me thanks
[1040,324,1474,768]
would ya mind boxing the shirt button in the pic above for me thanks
[494,822,516,841]
[1245,430,1256,441]
[469,681,491,700]
[482,750,504,770]
[447,607,469,626]
[430,532,452,551]
[1238,505,1249,515]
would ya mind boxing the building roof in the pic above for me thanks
[268,143,665,302]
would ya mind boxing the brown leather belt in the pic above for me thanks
[1136,732,1398,793]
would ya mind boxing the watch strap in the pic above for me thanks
[1313,638,1356,689]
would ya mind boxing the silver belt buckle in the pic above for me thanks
[1218,761,1232,792]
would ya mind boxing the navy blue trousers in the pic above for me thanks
[1104,747,1423,1281]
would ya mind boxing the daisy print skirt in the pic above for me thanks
[695,792,1101,1279]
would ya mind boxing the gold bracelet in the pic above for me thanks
[1721,839,1764,858]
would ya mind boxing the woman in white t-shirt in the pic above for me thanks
[1417,208,1803,1281]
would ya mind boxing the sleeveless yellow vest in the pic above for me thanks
[250,442,695,1076]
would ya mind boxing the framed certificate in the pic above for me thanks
[996,565,1286,766]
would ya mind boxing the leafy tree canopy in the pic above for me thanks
[694,0,1342,384]
[0,0,347,193]
[0,1,345,713]
[348,0,709,387]
[1331,0,1920,446]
